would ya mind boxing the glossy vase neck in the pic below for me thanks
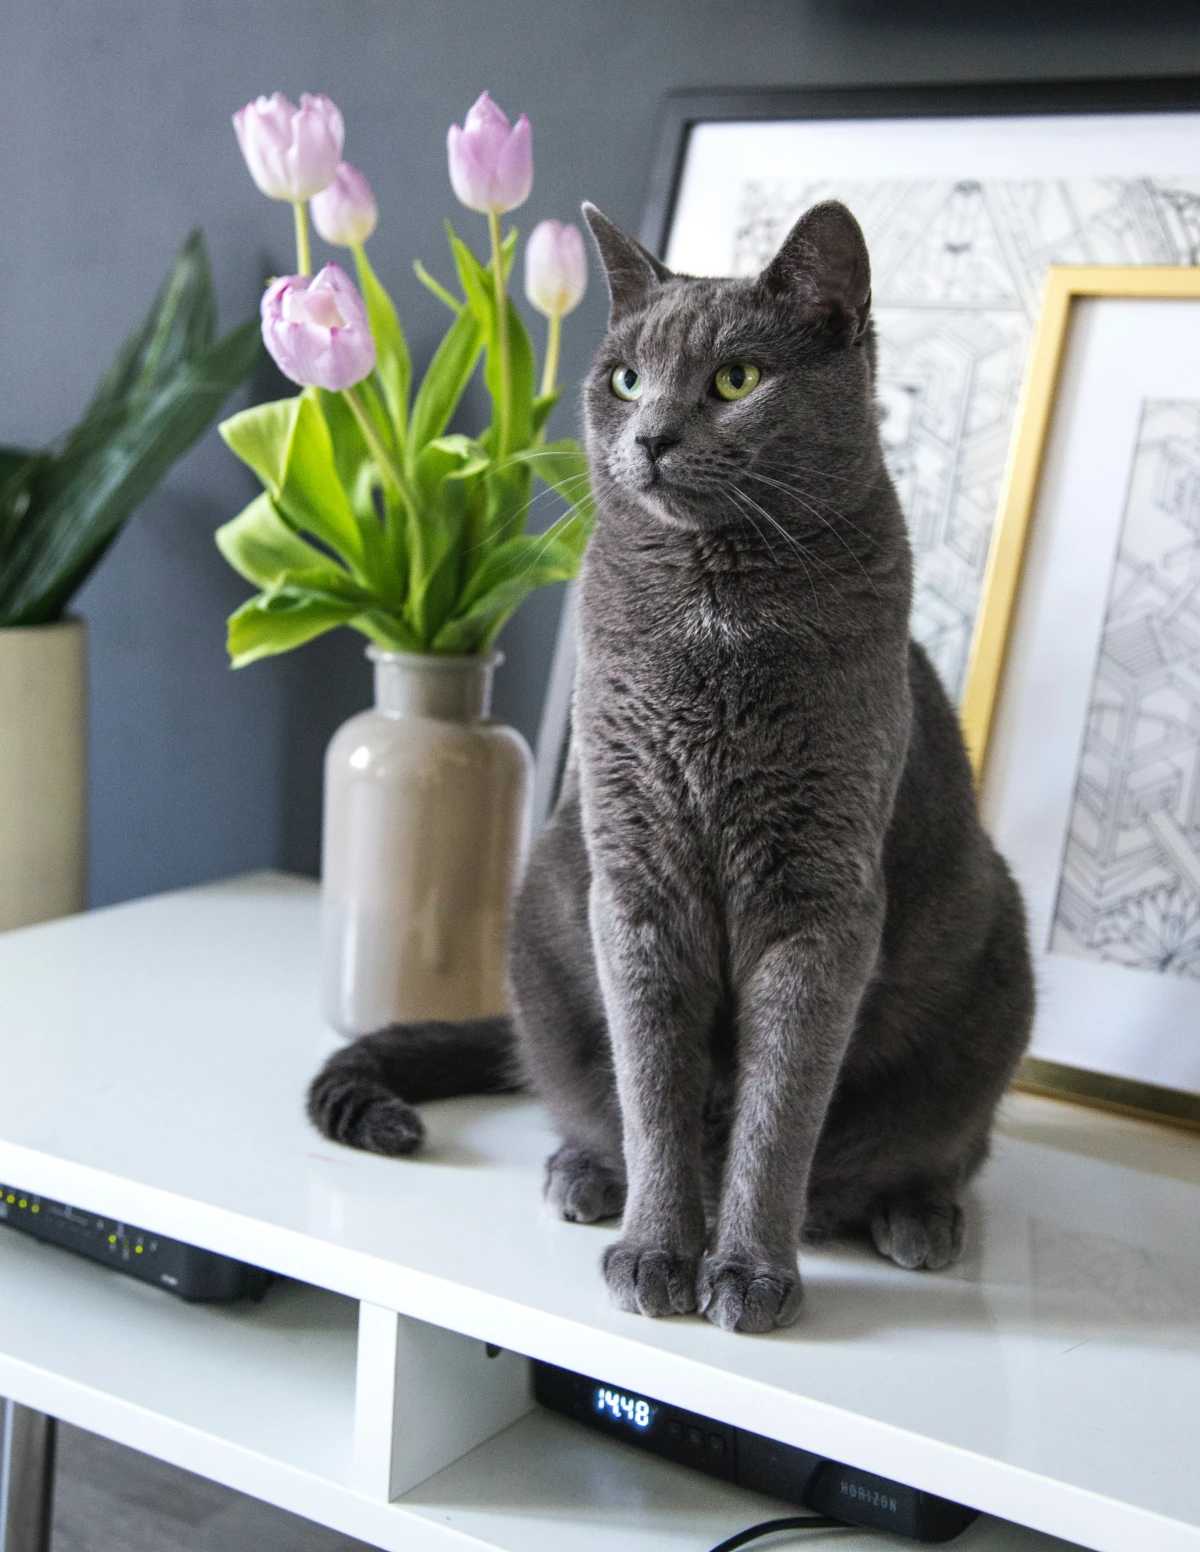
[369,649,500,722]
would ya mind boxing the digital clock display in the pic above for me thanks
[594,1385,656,1430]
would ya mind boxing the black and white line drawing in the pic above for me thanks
[1051,399,1200,982]
[731,177,1200,697]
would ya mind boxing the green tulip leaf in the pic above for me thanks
[515,439,591,503]
[407,304,484,455]
[432,527,579,655]
[531,390,561,437]
[215,493,338,589]
[313,389,376,525]
[219,398,298,495]
[490,298,535,453]
[224,390,367,576]
[413,261,462,313]
[407,434,489,640]
[226,588,366,667]
[476,457,534,559]
[353,246,411,452]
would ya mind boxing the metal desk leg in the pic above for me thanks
[0,1400,56,1552]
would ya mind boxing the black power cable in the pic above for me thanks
[708,1514,848,1552]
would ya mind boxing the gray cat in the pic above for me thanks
[308,201,1034,1334]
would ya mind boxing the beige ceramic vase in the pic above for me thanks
[321,650,533,1037]
[0,618,88,932]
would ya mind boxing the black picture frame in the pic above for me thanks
[638,76,1200,258]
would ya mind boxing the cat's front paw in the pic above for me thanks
[602,1240,699,1317]
[698,1255,803,1333]
[545,1148,626,1223]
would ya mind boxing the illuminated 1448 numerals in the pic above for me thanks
[595,1388,652,1428]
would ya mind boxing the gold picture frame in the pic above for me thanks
[961,265,1200,1133]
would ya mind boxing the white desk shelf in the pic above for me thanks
[0,874,1197,1552]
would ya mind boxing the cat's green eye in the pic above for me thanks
[714,362,761,401]
[610,364,644,402]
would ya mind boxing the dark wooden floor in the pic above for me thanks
[53,1423,374,1552]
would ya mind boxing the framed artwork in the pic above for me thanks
[539,79,1200,819]
[972,266,1200,1130]
[640,78,1200,705]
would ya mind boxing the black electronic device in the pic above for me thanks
[0,1182,271,1303]
[533,1361,978,1544]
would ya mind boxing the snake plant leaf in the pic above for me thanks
[353,247,410,452]
[0,315,262,626]
[407,303,484,455]
[215,492,340,589]
[57,230,218,472]
[0,448,42,567]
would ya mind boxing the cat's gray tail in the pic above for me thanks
[307,1016,520,1157]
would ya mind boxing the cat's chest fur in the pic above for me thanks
[575,526,906,864]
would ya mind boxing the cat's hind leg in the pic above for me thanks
[545,1146,626,1223]
[870,1194,964,1271]
[509,777,628,1228]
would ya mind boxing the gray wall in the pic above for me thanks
[2,0,1198,905]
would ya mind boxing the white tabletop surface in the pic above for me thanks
[1,873,1198,1552]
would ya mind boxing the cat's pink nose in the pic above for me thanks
[636,434,680,463]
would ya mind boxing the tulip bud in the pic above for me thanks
[524,221,587,319]
[260,264,375,391]
[311,161,378,247]
[447,91,533,215]
[233,92,344,202]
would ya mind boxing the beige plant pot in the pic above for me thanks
[0,618,88,932]
[321,650,533,1037]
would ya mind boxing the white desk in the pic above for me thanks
[0,874,1196,1552]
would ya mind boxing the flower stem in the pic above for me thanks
[344,385,415,510]
[540,312,561,401]
[488,210,512,458]
[292,201,312,277]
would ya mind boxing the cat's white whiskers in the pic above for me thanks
[730,483,848,601]
[745,467,878,546]
[725,484,825,625]
[742,471,880,601]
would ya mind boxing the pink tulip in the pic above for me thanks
[260,264,375,391]
[311,161,378,247]
[447,91,532,214]
[525,220,587,318]
[233,92,344,202]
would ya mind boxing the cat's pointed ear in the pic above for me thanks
[583,202,672,324]
[761,201,871,337]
